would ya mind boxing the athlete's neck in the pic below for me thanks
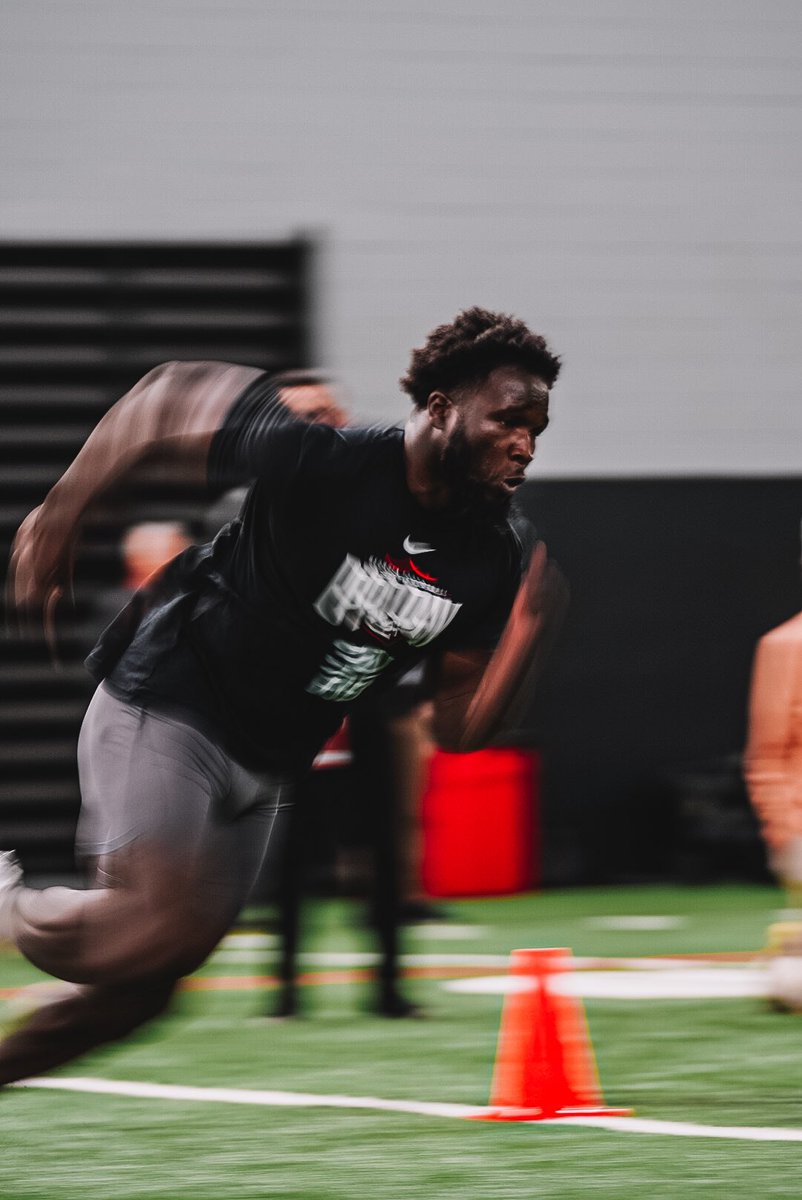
[403,413,453,510]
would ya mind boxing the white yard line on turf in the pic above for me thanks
[445,966,768,999]
[583,916,686,931]
[14,1077,802,1142]
[15,1076,483,1120]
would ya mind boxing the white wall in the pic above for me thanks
[2,0,801,476]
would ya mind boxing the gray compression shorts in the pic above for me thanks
[76,684,293,861]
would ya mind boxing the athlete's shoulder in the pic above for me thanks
[295,422,403,475]
[327,423,403,450]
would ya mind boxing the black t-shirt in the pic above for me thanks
[94,374,532,773]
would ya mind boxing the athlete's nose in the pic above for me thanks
[510,430,535,465]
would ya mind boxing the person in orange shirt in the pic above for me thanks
[745,612,802,889]
[744,571,802,1009]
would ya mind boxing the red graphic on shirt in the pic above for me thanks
[384,553,438,584]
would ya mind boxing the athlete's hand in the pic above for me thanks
[7,502,75,637]
[438,541,569,753]
[521,540,569,626]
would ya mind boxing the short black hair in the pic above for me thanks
[400,307,561,409]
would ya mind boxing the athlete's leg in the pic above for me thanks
[0,976,177,1085]
[0,687,288,1083]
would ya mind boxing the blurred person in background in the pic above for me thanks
[121,522,194,591]
[1,307,566,1084]
[744,527,802,1011]
[271,670,431,1021]
[83,521,195,647]
[262,392,437,1020]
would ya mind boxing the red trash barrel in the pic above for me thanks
[421,747,540,897]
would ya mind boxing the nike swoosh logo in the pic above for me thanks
[403,536,435,555]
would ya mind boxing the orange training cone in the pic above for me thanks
[470,947,633,1121]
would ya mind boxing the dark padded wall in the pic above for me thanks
[518,477,802,884]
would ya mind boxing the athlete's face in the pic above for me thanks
[437,366,550,514]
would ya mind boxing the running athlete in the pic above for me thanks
[0,306,565,1083]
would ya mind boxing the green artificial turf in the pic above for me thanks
[2,884,802,1200]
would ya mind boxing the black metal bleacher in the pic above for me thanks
[0,240,312,877]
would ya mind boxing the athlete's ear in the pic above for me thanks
[427,391,453,430]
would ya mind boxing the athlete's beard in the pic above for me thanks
[440,424,512,520]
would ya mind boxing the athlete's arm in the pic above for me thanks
[8,360,263,619]
[430,541,568,753]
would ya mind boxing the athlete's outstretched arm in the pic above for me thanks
[8,360,262,620]
[430,541,569,753]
